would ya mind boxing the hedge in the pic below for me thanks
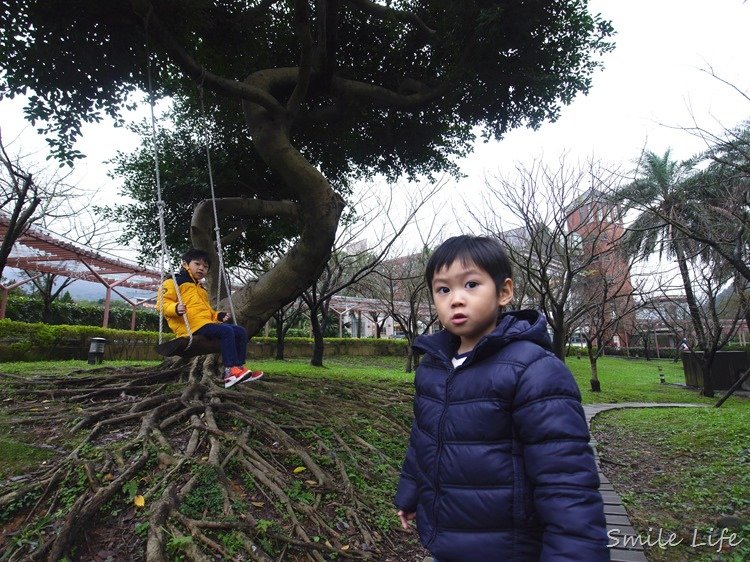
[0,319,162,361]
[0,320,411,361]
[2,294,161,331]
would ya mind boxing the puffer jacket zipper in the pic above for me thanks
[428,360,458,546]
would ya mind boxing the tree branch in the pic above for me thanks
[345,0,436,36]
[330,76,446,109]
[286,0,314,121]
[130,0,285,116]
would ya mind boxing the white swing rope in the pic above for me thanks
[146,31,193,349]
[197,82,238,323]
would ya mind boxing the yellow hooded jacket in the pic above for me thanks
[158,267,223,338]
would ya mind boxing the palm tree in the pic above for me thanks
[616,150,706,346]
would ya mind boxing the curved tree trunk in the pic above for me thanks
[184,71,343,339]
[238,98,342,333]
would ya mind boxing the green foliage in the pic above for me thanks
[0,489,41,525]
[59,466,88,511]
[0,0,613,259]
[0,319,162,361]
[0,437,53,479]
[134,521,150,537]
[287,479,314,505]
[3,295,161,331]
[220,530,245,556]
[166,533,193,561]
[122,479,139,500]
[179,465,224,519]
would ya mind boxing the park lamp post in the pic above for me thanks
[87,337,107,364]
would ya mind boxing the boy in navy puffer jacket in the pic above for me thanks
[394,235,609,561]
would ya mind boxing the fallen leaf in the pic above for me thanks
[341,545,350,551]
[251,501,265,508]
[325,540,333,548]
[292,466,306,474]
[305,480,317,486]
[102,473,114,482]
[133,495,145,508]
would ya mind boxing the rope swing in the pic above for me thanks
[146,43,231,358]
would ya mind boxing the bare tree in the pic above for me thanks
[1,132,123,317]
[478,156,627,361]
[302,182,443,366]
[0,132,44,278]
[359,214,443,372]
[269,297,307,360]
[644,253,748,397]
[574,254,643,391]
[365,249,437,372]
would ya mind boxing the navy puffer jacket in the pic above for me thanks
[394,310,609,561]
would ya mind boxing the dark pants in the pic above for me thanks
[195,323,247,368]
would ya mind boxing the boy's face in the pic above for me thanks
[431,260,513,354]
[184,258,209,281]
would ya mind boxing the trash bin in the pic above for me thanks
[87,337,107,364]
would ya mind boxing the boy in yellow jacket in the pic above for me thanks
[160,248,263,388]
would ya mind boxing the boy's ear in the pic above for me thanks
[497,278,514,307]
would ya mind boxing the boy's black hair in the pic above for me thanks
[425,235,512,294]
[181,248,211,269]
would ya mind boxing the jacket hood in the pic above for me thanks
[414,309,552,365]
[174,267,199,285]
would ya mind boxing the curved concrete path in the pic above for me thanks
[585,403,704,562]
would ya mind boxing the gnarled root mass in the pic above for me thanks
[0,359,420,561]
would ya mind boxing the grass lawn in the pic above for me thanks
[1,353,748,561]
[566,356,717,405]
[592,404,750,562]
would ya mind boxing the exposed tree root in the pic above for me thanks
[0,361,419,561]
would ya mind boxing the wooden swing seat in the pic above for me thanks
[155,335,222,358]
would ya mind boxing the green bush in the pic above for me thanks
[3,295,161,331]
[0,319,162,361]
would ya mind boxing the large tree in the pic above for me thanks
[1,0,614,336]
[0,2,615,559]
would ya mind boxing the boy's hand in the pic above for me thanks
[397,510,415,530]
[221,312,232,323]
[176,304,186,315]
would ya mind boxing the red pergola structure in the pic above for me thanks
[0,214,161,329]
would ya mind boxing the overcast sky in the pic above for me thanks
[2,0,750,252]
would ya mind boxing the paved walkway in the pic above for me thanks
[585,402,704,562]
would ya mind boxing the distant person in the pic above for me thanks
[394,235,608,561]
[159,248,263,388]
[674,337,690,363]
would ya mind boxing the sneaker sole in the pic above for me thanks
[224,376,243,388]
[242,371,264,383]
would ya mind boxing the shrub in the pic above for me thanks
[3,295,161,331]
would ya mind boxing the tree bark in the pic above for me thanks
[310,309,325,367]
[587,343,601,392]
[673,240,706,345]
[181,69,345,338]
